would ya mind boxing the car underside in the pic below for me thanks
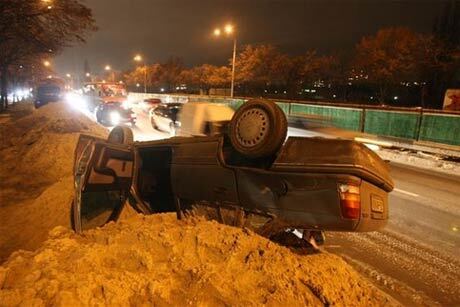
[72,99,394,245]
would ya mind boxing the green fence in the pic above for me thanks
[290,103,362,131]
[419,113,460,146]
[364,110,420,139]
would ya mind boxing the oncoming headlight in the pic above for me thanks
[110,111,120,125]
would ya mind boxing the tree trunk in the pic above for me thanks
[379,84,386,104]
[0,66,8,111]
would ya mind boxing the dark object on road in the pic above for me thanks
[95,101,136,126]
[34,80,64,108]
[72,99,393,244]
[149,103,182,135]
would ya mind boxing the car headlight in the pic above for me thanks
[122,101,130,109]
[110,111,120,125]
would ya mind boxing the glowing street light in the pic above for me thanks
[133,54,142,62]
[85,72,90,77]
[43,60,51,67]
[104,65,114,82]
[66,73,71,78]
[224,24,233,34]
[212,23,237,98]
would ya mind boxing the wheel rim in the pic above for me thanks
[235,107,269,147]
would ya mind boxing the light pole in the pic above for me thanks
[105,65,114,82]
[133,54,147,93]
[214,24,237,98]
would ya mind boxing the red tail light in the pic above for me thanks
[338,183,361,219]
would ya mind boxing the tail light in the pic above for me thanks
[338,183,361,219]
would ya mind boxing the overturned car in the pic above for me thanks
[72,100,394,243]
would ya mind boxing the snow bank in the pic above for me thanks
[378,148,460,177]
[0,213,396,306]
[0,102,107,261]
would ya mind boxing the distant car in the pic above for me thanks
[177,102,235,137]
[82,82,128,112]
[72,99,394,246]
[95,101,136,126]
[149,103,182,135]
[34,79,64,108]
[140,98,162,113]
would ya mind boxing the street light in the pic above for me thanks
[104,65,114,82]
[133,54,147,93]
[213,23,237,98]
[43,60,51,67]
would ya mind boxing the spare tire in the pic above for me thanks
[108,126,134,145]
[229,99,287,158]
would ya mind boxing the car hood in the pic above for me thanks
[271,137,394,192]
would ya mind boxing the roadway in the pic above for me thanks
[118,104,460,305]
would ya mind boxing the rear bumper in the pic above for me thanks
[236,169,388,232]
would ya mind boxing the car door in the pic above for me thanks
[73,137,134,232]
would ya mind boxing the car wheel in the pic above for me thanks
[229,99,287,158]
[108,126,134,145]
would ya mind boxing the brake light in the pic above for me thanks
[338,183,361,219]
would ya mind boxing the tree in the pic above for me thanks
[0,0,96,111]
[180,64,231,94]
[353,27,421,103]
[124,64,161,89]
[235,44,288,94]
[424,0,460,108]
[157,57,184,92]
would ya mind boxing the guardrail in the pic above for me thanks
[129,92,460,146]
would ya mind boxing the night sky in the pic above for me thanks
[55,0,450,76]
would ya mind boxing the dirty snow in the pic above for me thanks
[0,101,398,306]
[378,148,460,177]
[0,102,107,261]
[0,213,397,306]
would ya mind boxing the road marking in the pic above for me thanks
[393,188,419,197]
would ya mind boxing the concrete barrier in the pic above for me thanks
[129,92,460,147]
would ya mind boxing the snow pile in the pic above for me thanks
[378,148,460,176]
[0,213,396,306]
[0,102,107,261]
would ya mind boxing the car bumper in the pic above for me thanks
[235,169,389,232]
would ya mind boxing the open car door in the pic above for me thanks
[72,137,134,233]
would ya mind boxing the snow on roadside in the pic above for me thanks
[0,102,107,262]
[0,213,398,306]
[377,148,460,177]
